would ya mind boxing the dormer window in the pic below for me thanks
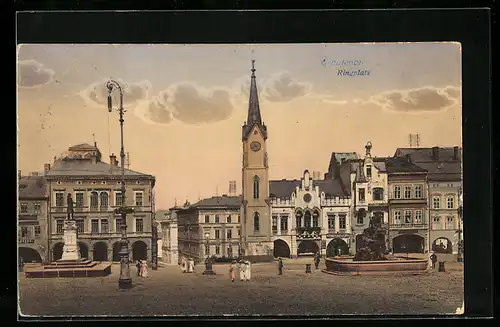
[366,165,372,178]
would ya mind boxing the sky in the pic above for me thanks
[17,43,462,210]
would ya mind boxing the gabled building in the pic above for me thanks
[44,142,156,263]
[157,208,180,265]
[269,170,352,258]
[18,172,49,264]
[394,146,462,254]
[385,155,429,253]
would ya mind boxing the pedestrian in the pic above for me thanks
[136,260,142,276]
[314,252,321,269]
[430,252,437,270]
[239,259,246,281]
[245,260,252,281]
[141,260,149,278]
[278,258,284,275]
[229,260,236,282]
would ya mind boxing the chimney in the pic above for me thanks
[44,164,51,174]
[18,170,21,180]
[432,146,440,160]
[406,154,412,163]
[453,146,459,160]
[110,153,118,166]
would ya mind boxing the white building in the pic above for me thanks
[158,208,179,265]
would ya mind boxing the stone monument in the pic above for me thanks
[61,194,81,261]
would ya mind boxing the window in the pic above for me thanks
[414,185,423,198]
[100,192,109,210]
[34,203,41,214]
[328,214,335,231]
[404,186,412,199]
[55,192,64,207]
[134,192,144,206]
[404,210,412,224]
[72,193,83,209]
[394,186,401,199]
[215,215,219,223]
[414,210,423,224]
[433,196,441,209]
[226,229,232,239]
[393,211,401,225]
[237,215,240,223]
[447,196,455,209]
[432,216,441,230]
[272,216,278,233]
[358,188,365,202]
[312,211,320,227]
[304,211,312,228]
[253,176,260,199]
[373,188,384,201]
[339,215,346,229]
[20,204,28,213]
[253,212,260,232]
[116,218,122,232]
[215,245,220,255]
[237,228,240,236]
[215,229,220,239]
[101,219,109,233]
[366,165,372,178]
[204,215,210,223]
[90,192,99,209]
[226,215,232,223]
[34,225,41,236]
[205,245,209,256]
[357,209,365,225]
[56,220,64,234]
[135,218,144,232]
[115,192,123,206]
[280,216,288,232]
[21,226,29,237]
[76,219,84,233]
[91,219,99,233]
[227,246,233,257]
[295,211,303,228]
[446,216,454,229]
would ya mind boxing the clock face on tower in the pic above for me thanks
[250,141,261,152]
[303,193,312,203]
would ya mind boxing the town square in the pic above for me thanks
[17,43,463,317]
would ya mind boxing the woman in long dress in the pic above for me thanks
[141,260,149,278]
[245,260,251,281]
[229,261,236,282]
[239,260,246,281]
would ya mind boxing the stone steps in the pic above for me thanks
[24,260,112,278]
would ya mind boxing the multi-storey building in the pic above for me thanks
[385,155,429,253]
[18,172,49,264]
[176,196,241,262]
[44,143,156,263]
[157,208,179,265]
[269,170,352,258]
[394,146,462,254]
[336,143,390,253]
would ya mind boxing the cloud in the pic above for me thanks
[17,60,54,88]
[262,71,312,102]
[79,79,152,109]
[369,85,461,112]
[137,82,234,125]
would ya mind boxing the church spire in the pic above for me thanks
[242,60,267,140]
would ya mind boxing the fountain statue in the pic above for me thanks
[353,213,388,261]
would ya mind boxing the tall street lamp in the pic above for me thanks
[107,79,134,289]
[202,231,215,275]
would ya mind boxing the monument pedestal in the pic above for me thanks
[61,220,81,261]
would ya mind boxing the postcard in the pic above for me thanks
[17,42,464,317]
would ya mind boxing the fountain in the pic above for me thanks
[323,214,428,275]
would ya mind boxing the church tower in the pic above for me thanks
[241,60,272,258]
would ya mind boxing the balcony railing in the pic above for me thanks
[18,236,37,244]
[390,223,428,229]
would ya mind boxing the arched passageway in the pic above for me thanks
[327,238,349,257]
[78,242,89,259]
[297,240,319,256]
[432,237,453,254]
[112,242,122,262]
[393,234,425,253]
[52,242,64,261]
[19,247,42,264]
[273,239,291,258]
[132,241,148,261]
[93,242,108,261]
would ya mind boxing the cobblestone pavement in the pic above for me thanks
[18,259,464,317]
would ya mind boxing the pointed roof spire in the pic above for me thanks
[243,60,267,140]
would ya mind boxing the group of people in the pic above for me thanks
[229,259,252,282]
[181,257,195,273]
[135,260,149,277]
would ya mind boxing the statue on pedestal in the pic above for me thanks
[67,193,75,221]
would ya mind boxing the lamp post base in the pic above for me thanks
[118,278,132,289]
[202,258,216,275]
[202,269,216,275]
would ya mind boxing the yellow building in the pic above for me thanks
[44,143,156,263]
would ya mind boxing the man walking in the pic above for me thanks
[314,252,321,269]
[136,260,142,276]
[278,258,284,275]
[430,252,437,270]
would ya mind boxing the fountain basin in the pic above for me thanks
[322,257,428,276]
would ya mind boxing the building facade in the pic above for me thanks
[158,209,179,265]
[44,143,156,263]
[18,172,50,264]
[395,146,462,254]
[176,196,241,263]
[270,170,352,258]
[385,156,429,253]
